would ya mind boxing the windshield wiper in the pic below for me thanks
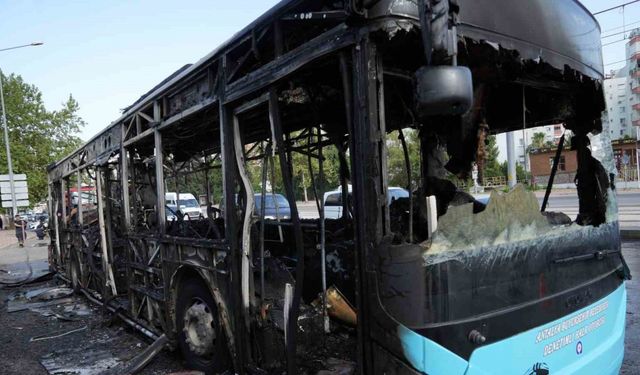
[553,250,621,264]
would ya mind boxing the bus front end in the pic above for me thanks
[356,0,630,373]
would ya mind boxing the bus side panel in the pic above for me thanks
[465,284,626,375]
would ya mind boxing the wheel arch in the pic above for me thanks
[169,263,238,370]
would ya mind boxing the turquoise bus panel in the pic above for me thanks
[397,324,469,374]
[465,284,626,375]
[396,284,625,375]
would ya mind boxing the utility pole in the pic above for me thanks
[0,70,17,217]
[506,132,517,188]
[0,42,44,218]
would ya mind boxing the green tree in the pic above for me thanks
[499,161,529,182]
[386,129,421,189]
[0,72,84,206]
[483,135,502,178]
[531,132,546,149]
[289,137,342,202]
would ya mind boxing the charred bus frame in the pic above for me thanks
[48,1,625,374]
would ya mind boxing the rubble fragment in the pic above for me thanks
[325,286,356,326]
[316,357,355,375]
[30,326,88,342]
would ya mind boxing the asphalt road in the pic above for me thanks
[540,192,639,209]
[0,238,638,374]
[543,192,640,230]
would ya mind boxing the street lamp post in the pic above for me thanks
[0,42,44,218]
[0,72,17,217]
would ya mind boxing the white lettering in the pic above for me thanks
[535,301,608,356]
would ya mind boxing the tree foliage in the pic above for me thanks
[499,161,529,182]
[386,130,421,189]
[173,127,519,203]
[0,72,85,207]
[531,132,546,149]
[483,135,503,178]
[245,140,344,203]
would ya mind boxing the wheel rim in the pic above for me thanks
[183,298,216,356]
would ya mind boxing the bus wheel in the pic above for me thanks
[176,277,229,373]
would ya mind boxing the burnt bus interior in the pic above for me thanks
[47,1,628,374]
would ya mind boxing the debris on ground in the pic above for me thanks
[0,257,53,286]
[117,334,170,374]
[30,325,88,342]
[316,358,355,375]
[0,275,185,375]
[7,285,91,321]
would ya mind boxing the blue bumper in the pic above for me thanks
[399,284,627,375]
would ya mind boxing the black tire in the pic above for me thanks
[176,277,230,374]
[69,257,81,293]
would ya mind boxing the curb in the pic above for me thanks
[621,229,640,240]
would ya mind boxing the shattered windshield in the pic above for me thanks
[377,115,624,329]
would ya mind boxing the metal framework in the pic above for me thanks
[47,1,610,374]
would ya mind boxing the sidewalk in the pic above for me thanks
[0,229,20,250]
[0,232,49,282]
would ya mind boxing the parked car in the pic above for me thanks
[165,192,202,220]
[218,193,291,220]
[323,185,409,219]
[254,193,291,220]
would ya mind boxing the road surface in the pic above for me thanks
[542,191,640,230]
[0,226,637,374]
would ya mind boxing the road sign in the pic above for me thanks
[0,174,26,182]
[0,174,29,210]
[1,200,29,208]
[0,181,27,189]
[1,193,28,201]
[5,186,27,194]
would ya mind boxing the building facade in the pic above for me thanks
[530,139,638,186]
[603,73,634,139]
[513,124,562,167]
[602,28,640,140]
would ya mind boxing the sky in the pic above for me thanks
[0,0,635,144]
[495,0,639,161]
[588,0,640,73]
[0,0,280,140]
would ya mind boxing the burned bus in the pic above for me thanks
[47,0,629,374]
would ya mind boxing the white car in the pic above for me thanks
[165,192,202,221]
[323,185,409,219]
